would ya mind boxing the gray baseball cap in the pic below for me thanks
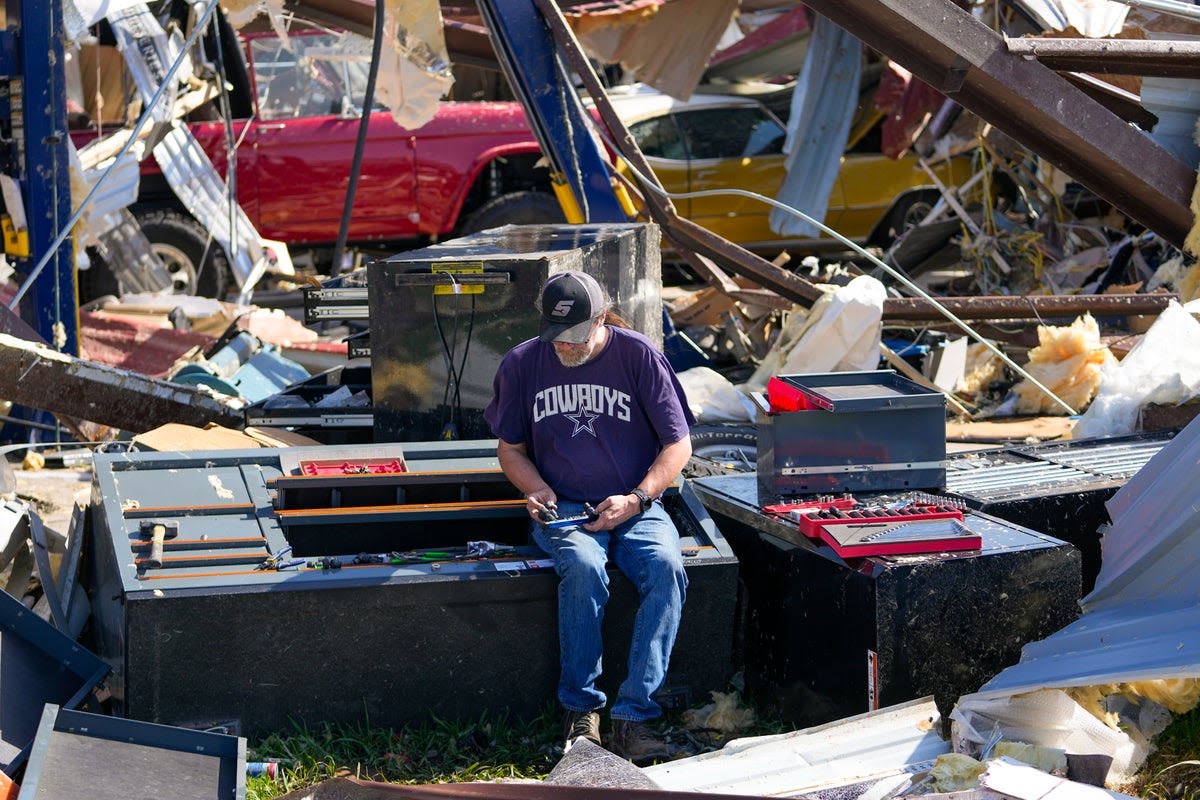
[537,271,606,344]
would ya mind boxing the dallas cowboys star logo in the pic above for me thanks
[564,407,600,437]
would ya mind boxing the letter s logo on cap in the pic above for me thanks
[552,300,574,318]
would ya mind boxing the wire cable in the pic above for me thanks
[430,271,477,439]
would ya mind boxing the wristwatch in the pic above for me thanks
[630,487,653,513]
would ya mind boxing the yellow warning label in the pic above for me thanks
[1,215,29,258]
[433,263,485,295]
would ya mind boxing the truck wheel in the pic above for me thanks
[686,424,758,476]
[460,191,566,235]
[132,206,233,299]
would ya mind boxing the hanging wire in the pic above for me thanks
[431,271,477,439]
[9,0,223,310]
[588,123,1079,416]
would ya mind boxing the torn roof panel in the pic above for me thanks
[1086,408,1200,608]
[569,0,739,99]
[705,5,811,83]
[952,414,1200,782]
[963,602,1200,699]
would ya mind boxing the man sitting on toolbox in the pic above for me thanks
[483,270,693,765]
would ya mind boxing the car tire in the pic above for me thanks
[132,205,233,299]
[867,189,941,248]
[685,423,758,476]
[460,191,566,235]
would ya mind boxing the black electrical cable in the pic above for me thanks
[452,295,477,429]
[432,290,459,433]
[329,0,384,277]
[431,277,477,439]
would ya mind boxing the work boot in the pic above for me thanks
[609,719,673,765]
[562,709,602,750]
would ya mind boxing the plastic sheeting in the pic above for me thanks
[744,274,885,392]
[1071,299,1200,438]
[676,366,754,423]
[951,412,1200,784]
[767,16,862,238]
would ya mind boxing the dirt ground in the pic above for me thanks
[10,461,93,538]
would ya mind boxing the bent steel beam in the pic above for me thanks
[1005,36,1200,77]
[478,0,627,223]
[880,291,1176,321]
[801,0,1196,250]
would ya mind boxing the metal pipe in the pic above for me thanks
[1112,0,1200,23]
[329,0,385,279]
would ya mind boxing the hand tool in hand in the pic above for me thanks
[541,503,599,529]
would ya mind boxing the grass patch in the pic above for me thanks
[245,705,563,799]
[243,696,788,799]
[1129,706,1200,800]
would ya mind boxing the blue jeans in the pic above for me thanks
[532,500,688,722]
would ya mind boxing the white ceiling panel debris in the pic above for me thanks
[644,698,950,796]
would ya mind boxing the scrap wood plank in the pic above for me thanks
[0,333,244,434]
[946,416,1075,443]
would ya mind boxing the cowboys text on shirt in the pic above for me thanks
[532,383,632,427]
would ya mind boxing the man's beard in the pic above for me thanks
[554,347,593,368]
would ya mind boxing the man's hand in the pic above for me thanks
[525,487,558,522]
[585,492,642,531]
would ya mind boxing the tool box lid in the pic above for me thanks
[18,704,246,800]
[0,589,109,776]
[776,370,946,413]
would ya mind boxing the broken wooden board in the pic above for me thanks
[0,333,244,434]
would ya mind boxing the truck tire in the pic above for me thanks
[132,206,233,299]
[685,424,758,476]
[460,191,565,235]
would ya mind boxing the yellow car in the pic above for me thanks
[605,85,976,257]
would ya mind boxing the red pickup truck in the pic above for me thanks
[78,27,563,299]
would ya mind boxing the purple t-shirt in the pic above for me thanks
[484,326,695,502]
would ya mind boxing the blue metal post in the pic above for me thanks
[6,0,79,356]
[476,0,626,223]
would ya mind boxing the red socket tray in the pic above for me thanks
[299,458,408,476]
[763,498,979,557]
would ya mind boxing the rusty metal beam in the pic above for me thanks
[1005,36,1200,78]
[881,290,1176,321]
[801,0,1197,250]
[532,0,825,307]
[533,0,1178,324]
[0,334,245,433]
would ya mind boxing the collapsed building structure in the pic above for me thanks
[0,0,1199,797]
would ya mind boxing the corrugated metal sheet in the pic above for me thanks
[945,434,1171,499]
[951,416,1200,783]
[643,698,948,796]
